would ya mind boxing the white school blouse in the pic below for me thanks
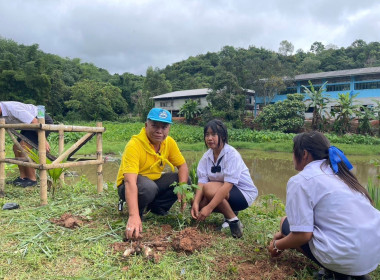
[286,159,380,275]
[0,101,37,124]
[197,144,258,206]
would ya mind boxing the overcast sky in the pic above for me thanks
[1,0,380,75]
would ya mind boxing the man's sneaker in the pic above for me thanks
[6,177,25,185]
[228,220,243,238]
[17,178,37,188]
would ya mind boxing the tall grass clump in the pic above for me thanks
[367,179,380,210]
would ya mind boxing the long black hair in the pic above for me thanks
[203,119,228,148]
[293,131,373,203]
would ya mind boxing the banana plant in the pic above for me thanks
[27,148,66,197]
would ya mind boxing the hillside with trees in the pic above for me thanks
[1,37,380,123]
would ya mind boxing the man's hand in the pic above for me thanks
[45,141,50,153]
[125,215,142,240]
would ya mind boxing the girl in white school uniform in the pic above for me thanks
[268,131,380,280]
[191,119,258,238]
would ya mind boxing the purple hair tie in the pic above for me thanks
[328,146,353,174]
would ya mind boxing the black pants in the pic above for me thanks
[17,113,54,146]
[118,172,191,216]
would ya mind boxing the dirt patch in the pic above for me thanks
[171,227,212,253]
[110,225,213,262]
[213,250,315,280]
[50,213,89,229]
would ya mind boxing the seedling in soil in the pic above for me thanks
[170,181,200,211]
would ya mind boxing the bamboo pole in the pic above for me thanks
[3,158,40,168]
[96,122,103,193]
[58,128,65,184]
[3,158,103,169]
[51,132,94,165]
[38,118,48,206]
[0,119,5,197]
[40,124,105,132]
[6,129,33,163]
[0,123,40,129]
[41,159,104,169]
[0,123,105,133]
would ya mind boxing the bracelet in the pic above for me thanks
[273,240,283,253]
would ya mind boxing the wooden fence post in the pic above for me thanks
[0,118,5,197]
[38,118,48,205]
[58,128,64,184]
[96,122,103,193]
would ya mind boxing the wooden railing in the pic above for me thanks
[0,118,105,205]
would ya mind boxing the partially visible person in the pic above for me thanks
[0,101,53,187]
[191,119,258,238]
[116,108,189,240]
[268,131,380,279]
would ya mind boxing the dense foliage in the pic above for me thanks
[253,94,305,132]
[1,37,380,130]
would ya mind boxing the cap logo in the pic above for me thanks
[159,111,168,119]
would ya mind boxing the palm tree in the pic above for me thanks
[331,92,360,134]
[179,99,201,124]
[302,81,329,131]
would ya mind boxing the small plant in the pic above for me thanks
[27,148,66,198]
[170,181,200,211]
[189,161,198,185]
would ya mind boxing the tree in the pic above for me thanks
[302,81,329,131]
[179,99,201,124]
[65,79,127,121]
[357,105,375,135]
[253,94,305,132]
[207,68,246,121]
[331,92,360,134]
[310,41,325,54]
[143,66,172,96]
[278,40,294,56]
[254,76,286,105]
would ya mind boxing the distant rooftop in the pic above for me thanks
[295,67,380,81]
[152,88,210,99]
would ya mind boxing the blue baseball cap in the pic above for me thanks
[147,108,172,124]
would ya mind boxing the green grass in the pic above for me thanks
[1,183,378,279]
[0,180,317,280]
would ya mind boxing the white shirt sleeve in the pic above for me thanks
[197,153,210,184]
[286,176,314,232]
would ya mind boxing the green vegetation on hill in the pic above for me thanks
[2,37,380,124]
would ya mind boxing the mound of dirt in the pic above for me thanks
[50,213,88,229]
[110,225,213,262]
[171,227,212,253]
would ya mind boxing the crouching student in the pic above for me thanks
[268,131,380,279]
[191,120,258,238]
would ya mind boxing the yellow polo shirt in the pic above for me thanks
[116,127,186,186]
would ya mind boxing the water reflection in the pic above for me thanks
[67,150,379,202]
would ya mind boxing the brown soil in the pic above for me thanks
[50,213,89,229]
[110,224,315,279]
[110,225,213,260]
[214,252,315,280]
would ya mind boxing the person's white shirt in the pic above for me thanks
[286,159,380,275]
[197,143,258,206]
[0,101,37,124]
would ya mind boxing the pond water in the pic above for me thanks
[66,150,380,202]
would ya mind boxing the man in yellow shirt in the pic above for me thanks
[116,108,189,240]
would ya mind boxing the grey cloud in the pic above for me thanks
[1,0,380,75]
